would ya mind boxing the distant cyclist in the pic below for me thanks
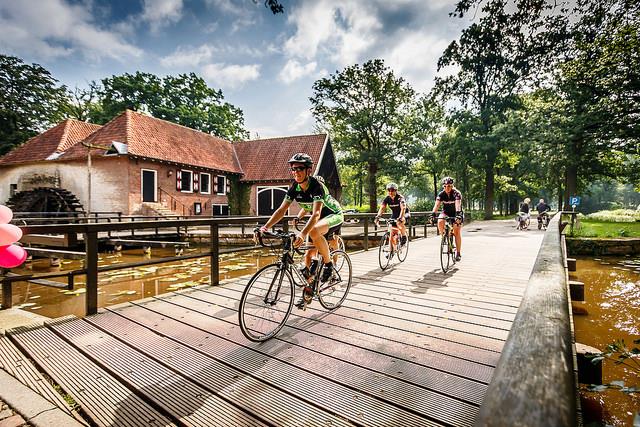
[374,182,410,245]
[536,198,551,228]
[431,177,463,261]
[256,153,343,307]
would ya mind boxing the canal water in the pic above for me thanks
[9,246,277,319]
[573,256,640,427]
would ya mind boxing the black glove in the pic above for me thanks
[455,211,463,222]
[429,213,437,225]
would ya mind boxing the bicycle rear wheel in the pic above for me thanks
[318,250,352,310]
[378,232,392,270]
[397,235,409,262]
[440,234,451,273]
[238,264,294,342]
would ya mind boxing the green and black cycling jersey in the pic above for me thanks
[285,176,342,219]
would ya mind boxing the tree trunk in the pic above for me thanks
[557,180,563,212]
[484,164,494,219]
[432,172,438,200]
[368,161,378,213]
[565,164,578,210]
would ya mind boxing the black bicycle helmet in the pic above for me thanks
[288,153,313,168]
[386,182,398,190]
[442,177,454,185]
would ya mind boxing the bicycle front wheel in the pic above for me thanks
[238,264,295,342]
[378,232,392,270]
[440,234,451,273]
[318,250,352,310]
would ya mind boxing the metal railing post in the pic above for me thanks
[210,224,219,285]
[85,231,99,315]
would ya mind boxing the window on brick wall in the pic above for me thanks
[200,173,211,194]
[216,175,226,195]
[180,170,193,192]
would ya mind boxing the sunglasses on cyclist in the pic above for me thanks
[290,166,307,172]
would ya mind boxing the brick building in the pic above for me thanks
[0,110,341,216]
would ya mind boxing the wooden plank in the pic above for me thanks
[106,239,189,247]
[23,247,86,260]
[190,285,502,366]
[49,317,267,427]
[111,299,466,427]
[0,335,73,416]
[6,272,70,290]
[85,310,355,427]
[162,290,494,390]
[6,322,178,427]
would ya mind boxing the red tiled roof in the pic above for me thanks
[234,134,327,182]
[62,110,243,174]
[0,119,101,165]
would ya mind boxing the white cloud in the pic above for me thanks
[287,109,314,133]
[141,0,184,32]
[0,0,141,61]
[201,63,261,89]
[278,59,317,84]
[386,29,451,93]
[160,45,215,68]
[284,0,382,66]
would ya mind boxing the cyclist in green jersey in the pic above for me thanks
[258,153,344,288]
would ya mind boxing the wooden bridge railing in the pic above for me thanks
[475,212,577,426]
[2,212,434,316]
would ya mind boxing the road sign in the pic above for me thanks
[569,196,581,206]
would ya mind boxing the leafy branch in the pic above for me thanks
[586,338,640,394]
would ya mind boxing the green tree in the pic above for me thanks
[310,59,416,212]
[0,55,68,154]
[555,0,640,207]
[437,0,568,218]
[90,72,249,141]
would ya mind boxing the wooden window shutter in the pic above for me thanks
[176,170,182,191]
[194,172,199,192]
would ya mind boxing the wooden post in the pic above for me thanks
[210,224,219,286]
[85,231,98,315]
[363,217,369,251]
[424,214,427,238]
[567,258,577,272]
[1,275,12,309]
[576,343,602,385]
[569,280,585,301]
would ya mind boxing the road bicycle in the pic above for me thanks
[437,215,458,273]
[516,212,530,230]
[238,230,352,342]
[376,217,409,270]
[537,212,550,230]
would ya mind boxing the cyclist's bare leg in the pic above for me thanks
[308,220,331,264]
[397,218,408,240]
[437,218,446,235]
[453,223,462,254]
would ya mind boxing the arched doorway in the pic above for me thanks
[257,186,288,216]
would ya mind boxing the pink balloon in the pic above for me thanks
[0,205,12,224]
[0,244,28,268]
[0,224,22,246]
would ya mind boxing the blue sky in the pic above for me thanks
[0,0,469,138]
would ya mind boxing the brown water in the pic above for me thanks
[573,256,640,426]
[9,246,277,319]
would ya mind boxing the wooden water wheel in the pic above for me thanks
[6,187,85,215]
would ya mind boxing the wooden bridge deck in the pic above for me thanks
[3,220,545,427]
